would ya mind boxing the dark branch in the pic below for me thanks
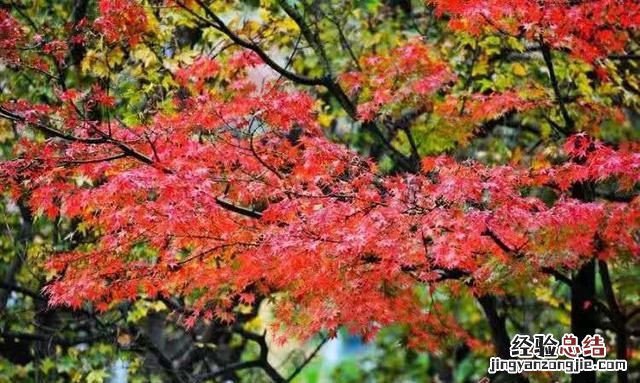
[0,282,45,301]
[196,328,285,383]
[215,197,263,219]
[0,107,172,173]
[185,0,324,87]
[539,40,573,133]
[286,336,328,382]
[0,331,111,347]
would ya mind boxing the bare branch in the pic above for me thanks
[286,336,328,382]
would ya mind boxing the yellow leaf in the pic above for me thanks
[81,50,108,78]
[108,47,125,67]
[318,113,333,128]
[245,315,263,332]
[510,146,523,165]
[512,63,527,77]
[132,44,158,68]
[86,369,109,383]
[472,58,489,76]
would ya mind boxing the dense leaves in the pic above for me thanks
[430,0,640,62]
[1,44,639,345]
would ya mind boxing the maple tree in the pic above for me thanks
[0,0,639,382]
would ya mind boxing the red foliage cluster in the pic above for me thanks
[2,63,638,346]
[430,0,640,62]
[94,0,149,46]
[0,10,69,70]
[340,41,456,120]
[176,57,221,92]
[434,90,544,128]
[0,10,25,64]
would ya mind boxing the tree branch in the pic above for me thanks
[215,197,263,219]
[286,336,328,382]
[0,282,44,301]
[0,330,111,347]
[0,199,32,311]
[0,107,173,173]
[598,260,628,383]
[196,328,285,383]
[539,39,573,133]
[184,0,324,87]
[477,295,529,383]
[0,106,104,144]
[608,54,640,60]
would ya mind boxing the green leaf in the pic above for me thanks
[86,369,110,383]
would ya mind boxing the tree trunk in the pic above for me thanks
[571,259,597,383]
[478,295,528,383]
